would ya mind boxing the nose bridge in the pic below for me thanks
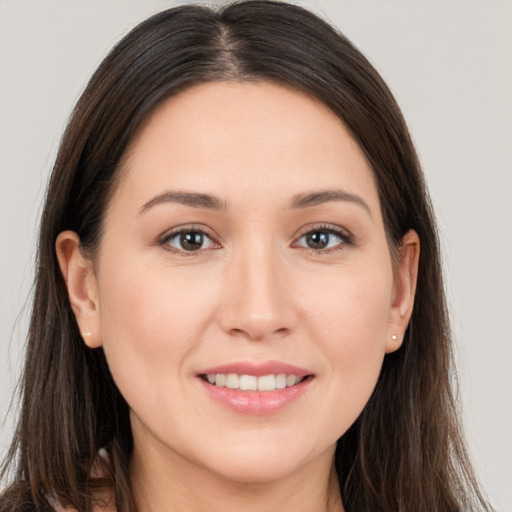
[219,234,295,340]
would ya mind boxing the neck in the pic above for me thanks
[129,437,344,512]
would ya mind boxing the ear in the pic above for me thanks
[56,231,102,348]
[385,230,420,353]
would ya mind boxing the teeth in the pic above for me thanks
[286,374,297,387]
[275,373,287,389]
[257,374,275,391]
[205,373,303,391]
[239,374,257,390]
[226,373,239,389]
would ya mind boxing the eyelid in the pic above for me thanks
[155,222,354,255]
[157,224,221,253]
[291,223,355,252]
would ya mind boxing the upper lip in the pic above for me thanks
[197,360,313,378]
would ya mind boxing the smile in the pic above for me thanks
[197,362,314,415]
[202,373,305,391]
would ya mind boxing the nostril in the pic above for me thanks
[227,326,290,340]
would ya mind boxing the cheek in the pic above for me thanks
[301,268,392,429]
[95,254,220,398]
[305,266,392,350]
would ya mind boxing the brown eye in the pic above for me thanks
[305,231,331,249]
[295,228,349,252]
[164,230,216,252]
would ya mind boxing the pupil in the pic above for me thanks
[307,231,329,249]
[181,232,203,250]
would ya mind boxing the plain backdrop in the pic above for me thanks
[1,1,511,510]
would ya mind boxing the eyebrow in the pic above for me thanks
[290,189,372,218]
[138,188,372,217]
[139,191,227,214]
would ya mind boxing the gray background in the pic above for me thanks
[1,1,511,510]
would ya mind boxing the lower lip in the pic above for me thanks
[198,377,313,415]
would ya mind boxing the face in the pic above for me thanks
[60,81,417,486]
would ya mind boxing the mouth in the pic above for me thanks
[196,362,314,415]
[200,373,311,391]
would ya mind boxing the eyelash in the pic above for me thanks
[158,224,220,255]
[158,223,354,255]
[292,224,354,254]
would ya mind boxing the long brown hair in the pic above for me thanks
[0,1,492,511]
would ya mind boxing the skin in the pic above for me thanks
[57,81,419,512]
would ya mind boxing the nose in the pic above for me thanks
[218,242,298,341]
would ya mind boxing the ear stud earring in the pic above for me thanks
[81,332,92,337]
[391,334,398,340]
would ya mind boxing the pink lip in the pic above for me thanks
[196,361,314,415]
[197,360,312,378]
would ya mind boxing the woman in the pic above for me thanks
[0,1,493,511]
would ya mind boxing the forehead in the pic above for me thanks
[113,81,380,215]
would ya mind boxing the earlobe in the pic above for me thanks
[385,230,420,353]
[55,231,102,348]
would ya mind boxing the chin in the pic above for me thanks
[195,438,335,485]
[205,458,307,485]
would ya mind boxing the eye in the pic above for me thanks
[161,228,218,252]
[294,226,352,252]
